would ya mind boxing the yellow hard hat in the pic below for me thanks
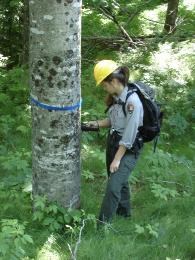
[94,60,119,86]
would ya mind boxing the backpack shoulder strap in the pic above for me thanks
[123,83,137,116]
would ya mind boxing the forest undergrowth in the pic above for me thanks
[0,0,195,259]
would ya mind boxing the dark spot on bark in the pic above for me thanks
[66,38,69,42]
[43,55,50,62]
[54,145,60,148]
[49,68,57,76]
[51,162,58,167]
[65,12,69,15]
[64,70,71,77]
[66,50,74,58]
[39,72,45,78]
[56,0,62,3]
[70,24,73,28]
[57,81,62,87]
[63,80,68,88]
[47,75,53,81]
[37,138,44,146]
[48,82,54,88]
[71,81,74,86]
[50,120,59,128]
[73,33,78,41]
[66,0,73,3]
[32,75,35,81]
[38,88,44,95]
[37,60,44,66]
[53,56,62,65]
[75,69,79,76]
[68,61,74,67]
[35,80,40,86]
[60,135,70,145]
[66,22,69,25]
[68,153,75,160]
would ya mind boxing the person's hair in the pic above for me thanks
[103,66,129,86]
[103,66,129,106]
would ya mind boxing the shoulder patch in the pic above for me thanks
[127,103,134,114]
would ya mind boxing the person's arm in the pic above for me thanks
[88,118,111,128]
[110,95,143,173]
[110,145,127,173]
[119,96,143,149]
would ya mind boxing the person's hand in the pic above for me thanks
[87,121,98,127]
[110,159,120,173]
[81,121,99,132]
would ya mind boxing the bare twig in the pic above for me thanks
[140,16,164,25]
[67,219,86,260]
[98,6,135,45]
[73,219,86,260]
[67,218,119,260]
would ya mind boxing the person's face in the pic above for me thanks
[101,78,118,95]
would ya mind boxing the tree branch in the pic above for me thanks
[98,6,134,45]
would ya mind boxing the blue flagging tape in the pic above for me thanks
[30,96,82,111]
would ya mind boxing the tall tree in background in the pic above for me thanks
[0,0,23,67]
[29,0,82,208]
[164,0,179,33]
[21,0,29,65]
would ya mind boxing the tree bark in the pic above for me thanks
[29,0,82,208]
[164,0,179,34]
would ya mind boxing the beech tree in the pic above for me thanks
[29,0,82,208]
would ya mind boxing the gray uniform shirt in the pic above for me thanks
[108,86,144,149]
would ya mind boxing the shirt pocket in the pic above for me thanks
[117,108,125,118]
[114,106,126,128]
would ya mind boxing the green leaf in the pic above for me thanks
[33,211,44,221]
[16,125,28,134]
[34,196,46,210]
[23,234,33,244]
[53,221,61,230]
[146,224,159,238]
[64,214,72,224]
[47,204,58,214]
[43,217,54,226]
[135,224,145,234]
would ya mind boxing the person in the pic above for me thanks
[87,60,144,224]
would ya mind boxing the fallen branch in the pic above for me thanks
[82,34,194,51]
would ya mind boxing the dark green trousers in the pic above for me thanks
[98,152,140,222]
[98,131,142,223]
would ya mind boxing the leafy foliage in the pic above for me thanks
[135,223,159,238]
[0,219,33,260]
[0,0,25,66]
[33,196,96,232]
[0,0,194,259]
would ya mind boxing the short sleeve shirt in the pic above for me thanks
[108,86,143,149]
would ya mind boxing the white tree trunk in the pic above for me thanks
[29,0,82,208]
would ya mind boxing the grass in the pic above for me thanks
[0,139,195,260]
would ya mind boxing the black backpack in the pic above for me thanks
[122,82,163,145]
